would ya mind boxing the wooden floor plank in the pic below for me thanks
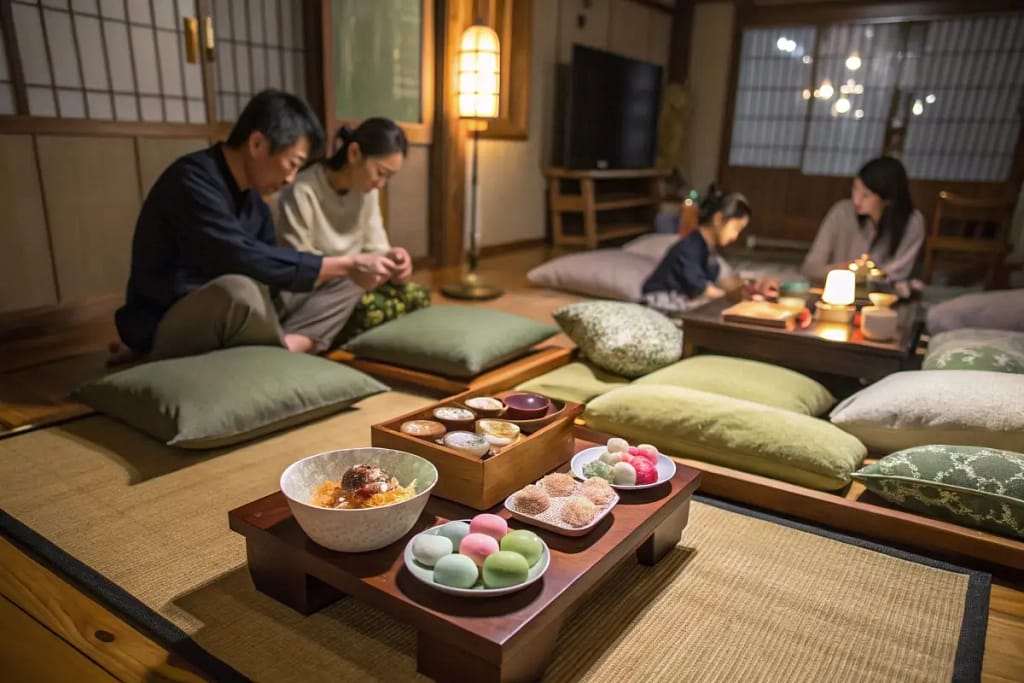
[0,595,119,683]
[0,538,209,682]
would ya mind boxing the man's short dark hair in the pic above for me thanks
[226,90,325,160]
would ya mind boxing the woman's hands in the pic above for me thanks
[386,246,413,284]
[317,247,414,289]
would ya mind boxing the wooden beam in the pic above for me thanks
[667,0,695,84]
[746,0,1024,27]
[430,0,472,268]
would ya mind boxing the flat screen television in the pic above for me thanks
[563,45,663,170]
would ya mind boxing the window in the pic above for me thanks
[0,19,12,114]
[9,0,205,122]
[727,13,1024,182]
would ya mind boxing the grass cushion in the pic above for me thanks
[852,445,1024,539]
[583,384,866,490]
[74,346,389,449]
[829,370,1024,454]
[343,306,558,378]
[634,355,835,416]
[923,328,1024,374]
[527,250,657,302]
[514,360,629,405]
[554,301,682,378]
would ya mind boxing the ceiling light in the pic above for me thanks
[845,53,862,71]
[854,109,865,119]
[818,79,834,99]
[925,93,936,104]
[835,97,851,114]
[912,99,924,116]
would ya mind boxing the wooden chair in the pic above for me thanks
[921,191,1016,289]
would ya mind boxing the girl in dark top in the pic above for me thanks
[642,189,752,313]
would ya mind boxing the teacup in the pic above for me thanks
[432,406,477,431]
[861,305,898,341]
[464,396,506,417]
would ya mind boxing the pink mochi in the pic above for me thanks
[634,445,660,465]
[632,458,658,485]
[459,532,500,567]
[469,513,509,541]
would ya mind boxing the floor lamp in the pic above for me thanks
[441,19,504,301]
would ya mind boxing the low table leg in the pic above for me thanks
[636,499,691,566]
[417,615,565,683]
[245,538,343,614]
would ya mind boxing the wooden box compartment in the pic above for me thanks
[371,388,584,510]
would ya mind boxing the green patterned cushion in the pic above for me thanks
[634,355,835,416]
[852,445,1024,539]
[553,301,682,378]
[923,328,1024,374]
[343,306,558,378]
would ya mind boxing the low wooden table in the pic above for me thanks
[678,297,923,383]
[229,435,701,683]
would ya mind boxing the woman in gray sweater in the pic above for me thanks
[801,156,925,284]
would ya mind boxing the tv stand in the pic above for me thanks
[544,168,670,249]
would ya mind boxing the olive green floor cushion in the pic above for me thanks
[343,306,559,378]
[584,384,866,491]
[853,445,1024,539]
[634,355,836,416]
[74,346,389,449]
[514,361,630,405]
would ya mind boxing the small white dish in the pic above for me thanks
[504,482,619,537]
[570,446,676,490]
[403,519,550,598]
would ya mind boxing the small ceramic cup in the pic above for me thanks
[431,406,477,432]
[441,430,491,458]
[464,396,506,418]
[400,419,446,440]
[476,419,521,447]
[502,393,551,420]
[861,305,898,341]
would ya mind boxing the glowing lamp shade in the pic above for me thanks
[822,269,856,305]
[457,24,500,119]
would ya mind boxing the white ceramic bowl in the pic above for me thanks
[280,447,438,553]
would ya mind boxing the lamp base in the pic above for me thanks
[814,302,855,324]
[441,272,504,301]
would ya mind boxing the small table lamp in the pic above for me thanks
[816,269,856,323]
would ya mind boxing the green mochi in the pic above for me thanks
[436,521,471,549]
[433,553,479,589]
[482,551,530,588]
[499,530,543,567]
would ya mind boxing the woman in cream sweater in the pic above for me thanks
[275,118,430,342]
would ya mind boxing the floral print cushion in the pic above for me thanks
[334,281,432,345]
[923,328,1024,374]
[553,301,682,378]
[852,445,1024,539]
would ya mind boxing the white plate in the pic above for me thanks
[570,446,677,490]
[403,519,550,598]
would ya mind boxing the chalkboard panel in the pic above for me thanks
[332,0,423,123]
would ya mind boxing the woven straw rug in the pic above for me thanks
[0,393,987,682]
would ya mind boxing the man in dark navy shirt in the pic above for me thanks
[114,90,399,362]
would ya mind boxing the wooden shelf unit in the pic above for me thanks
[545,167,671,249]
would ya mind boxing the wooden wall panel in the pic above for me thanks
[136,137,209,197]
[36,136,140,303]
[386,145,431,259]
[0,135,58,313]
[609,0,654,63]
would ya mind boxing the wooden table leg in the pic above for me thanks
[245,538,344,615]
[417,615,565,683]
[636,499,691,566]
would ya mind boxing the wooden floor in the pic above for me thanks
[1,246,1023,681]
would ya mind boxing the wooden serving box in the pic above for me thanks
[371,388,584,510]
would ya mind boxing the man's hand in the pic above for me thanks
[386,246,413,284]
[349,253,399,290]
[318,253,396,289]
